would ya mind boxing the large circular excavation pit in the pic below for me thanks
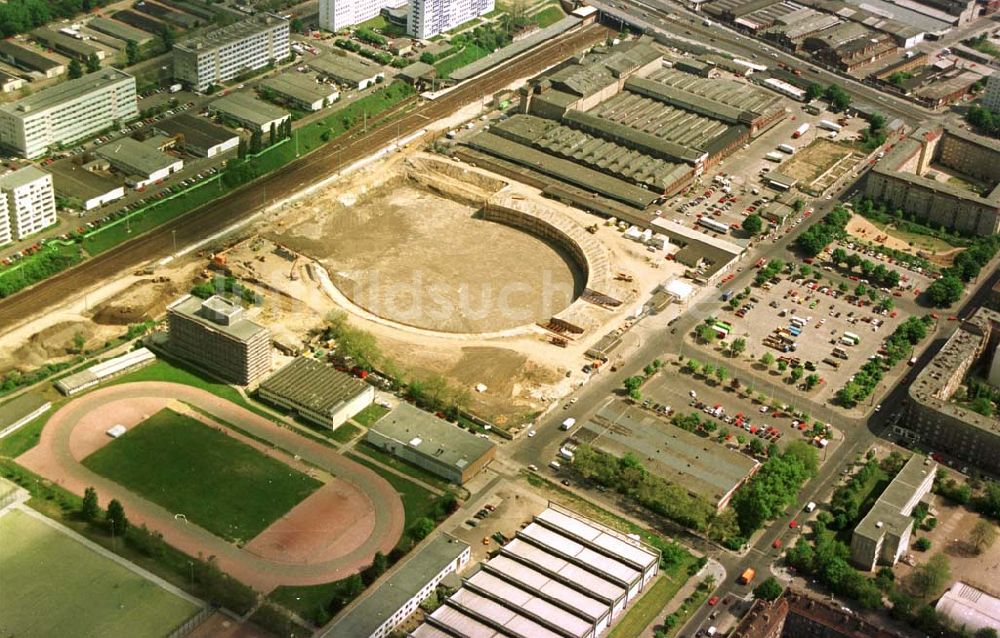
[321,185,583,333]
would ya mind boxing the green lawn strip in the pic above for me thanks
[82,409,321,542]
[531,5,565,27]
[328,422,361,443]
[351,441,454,492]
[347,453,438,528]
[863,217,963,254]
[609,575,681,638]
[0,509,201,638]
[268,579,355,626]
[0,407,57,458]
[434,43,490,78]
[352,403,389,427]
[663,586,711,637]
[82,177,226,255]
[0,242,83,300]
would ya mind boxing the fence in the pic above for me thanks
[167,606,213,638]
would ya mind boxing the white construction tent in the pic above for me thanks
[661,278,695,303]
[935,582,1000,633]
[55,347,156,396]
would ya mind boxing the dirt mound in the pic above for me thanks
[90,279,180,325]
[447,346,557,424]
[12,321,91,368]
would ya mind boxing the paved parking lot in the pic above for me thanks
[691,261,916,405]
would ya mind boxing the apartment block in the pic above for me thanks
[166,294,272,385]
[408,0,496,39]
[174,14,290,92]
[984,72,1000,113]
[0,166,57,244]
[319,0,407,32]
[0,69,138,159]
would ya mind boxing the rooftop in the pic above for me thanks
[0,165,50,190]
[209,92,288,126]
[369,402,496,473]
[259,72,337,105]
[307,53,382,84]
[32,27,103,58]
[908,306,1000,436]
[0,40,63,72]
[854,454,935,542]
[578,400,759,506]
[154,113,238,150]
[259,357,370,418]
[49,160,124,199]
[321,535,470,638]
[167,294,267,342]
[87,17,155,44]
[95,137,178,176]
[176,13,287,53]
[935,581,1000,634]
[0,69,132,117]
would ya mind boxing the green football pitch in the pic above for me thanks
[83,408,322,542]
[0,509,200,638]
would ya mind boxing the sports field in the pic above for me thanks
[82,408,322,542]
[0,508,200,638]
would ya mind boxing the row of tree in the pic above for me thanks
[828,247,901,288]
[0,245,83,299]
[926,233,1000,307]
[0,0,112,38]
[805,83,852,112]
[836,315,932,406]
[730,441,819,539]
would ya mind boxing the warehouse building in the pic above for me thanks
[0,68,137,159]
[0,71,24,94]
[411,505,660,638]
[366,402,496,484]
[408,0,496,39]
[32,27,106,62]
[49,160,126,211]
[903,307,1000,474]
[55,347,156,396]
[865,126,1000,236]
[258,356,374,430]
[153,113,240,158]
[95,137,183,189]
[0,166,57,244]
[260,72,339,111]
[307,53,384,90]
[319,0,407,32]
[208,92,289,133]
[87,17,155,46]
[0,41,65,78]
[323,535,471,638]
[167,294,271,385]
[578,400,760,510]
[174,13,290,92]
[850,454,936,571]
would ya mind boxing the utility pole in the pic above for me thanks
[171,229,177,254]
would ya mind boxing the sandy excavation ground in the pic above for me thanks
[845,214,963,268]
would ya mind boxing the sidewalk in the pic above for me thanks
[639,558,726,638]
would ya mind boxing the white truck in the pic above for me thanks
[561,417,576,431]
[168,83,183,93]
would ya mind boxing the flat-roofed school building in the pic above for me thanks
[258,356,374,430]
[366,402,496,484]
[167,294,271,385]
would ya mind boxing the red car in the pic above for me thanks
[773,539,782,549]
[789,520,798,529]
[708,596,720,606]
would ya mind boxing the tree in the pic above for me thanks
[81,486,100,522]
[975,629,999,638]
[72,330,86,353]
[269,122,276,147]
[250,128,262,154]
[702,363,714,378]
[914,537,931,551]
[777,360,788,373]
[806,83,824,101]
[790,366,804,383]
[686,358,702,376]
[909,553,950,597]
[731,337,747,358]
[160,25,176,51]
[753,576,784,601]
[970,520,997,554]
[715,366,728,384]
[125,39,140,66]
[824,84,851,111]
[695,324,716,343]
[805,373,821,390]
[86,53,100,73]
[409,517,435,541]
[926,275,964,307]
[362,551,388,585]
[68,58,82,79]
[742,214,763,236]
[237,136,248,159]
[106,499,129,536]
[760,352,775,368]
[749,436,766,456]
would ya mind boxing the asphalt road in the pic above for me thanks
[0,23,607,329]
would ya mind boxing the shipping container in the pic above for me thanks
[777,143,795,154]
[818,119,842,132]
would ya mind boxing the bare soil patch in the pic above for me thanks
[779,139,855,183]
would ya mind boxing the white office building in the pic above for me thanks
[0,69,138,159]
[174,14,290,92]
[983,72,1000,113]
[408,0,495,39]
[0,166,57,244]
[319,0,406,32]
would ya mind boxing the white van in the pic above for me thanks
[805,501,817,513]
[561,417,576,431]
[549,460,561,470]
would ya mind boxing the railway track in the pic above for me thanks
[0,24,606,329]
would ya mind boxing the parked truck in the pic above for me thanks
[818,119,842,132]
[764,151,785,162]
[738,568,756,584]
[168,83,183,93]
[561,417,576,431]
[777,143,795,154]
[792,123,810,138]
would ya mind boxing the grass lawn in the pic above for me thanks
[532,5,565,27]
[352,441,454,492]
[0,242,83,300]
[0,508,201,638]
[347,453,438,529]
[82,409,321,542]
[352,403,389,427]
[0,409,55,459]
[329,422,362,444]
[609,576,679,638]
[435,43,491,78]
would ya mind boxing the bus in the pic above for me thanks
[843,331,860,344]
[698,218,730,233]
